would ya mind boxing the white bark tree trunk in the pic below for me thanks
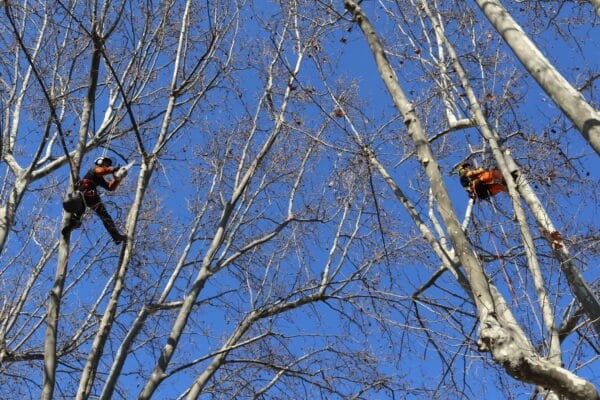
[419,0,564,369]
[474,0,600,155]
[42,20,104,400]
[422,0,600,340]
[77,1,205,396]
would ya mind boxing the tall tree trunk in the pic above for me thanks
[42,26,103,400]
[419,0,563,367]
[473,0,600,155]
[99,204,209,400]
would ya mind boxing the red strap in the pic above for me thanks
[81,179,94,190]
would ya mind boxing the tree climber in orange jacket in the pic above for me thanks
[458,162,507,200]
[62,157,127,243]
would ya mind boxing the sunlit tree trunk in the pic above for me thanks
[0,5,49,252]
[43,22,103,400]
[419,0,563,372]
[77,0,228,397]
[474,0,600,155]
[421,0,600,340]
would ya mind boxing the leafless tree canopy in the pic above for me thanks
[0,0,598,399]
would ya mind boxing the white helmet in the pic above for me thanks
[95,156,113,166]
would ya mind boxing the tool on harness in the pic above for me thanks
[62,189,85,213]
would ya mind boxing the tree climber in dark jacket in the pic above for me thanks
[458,162,507,200]
[62,157,127,244]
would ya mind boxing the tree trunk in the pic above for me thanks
[138,19,304,397]
[43,25,103,400]
[423,0,600,340]
[474,0,600,155]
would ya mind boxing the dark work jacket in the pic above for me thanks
[459,174,471,190]
[80,166,114,198]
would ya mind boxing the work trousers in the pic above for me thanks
[67,194,121,240]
